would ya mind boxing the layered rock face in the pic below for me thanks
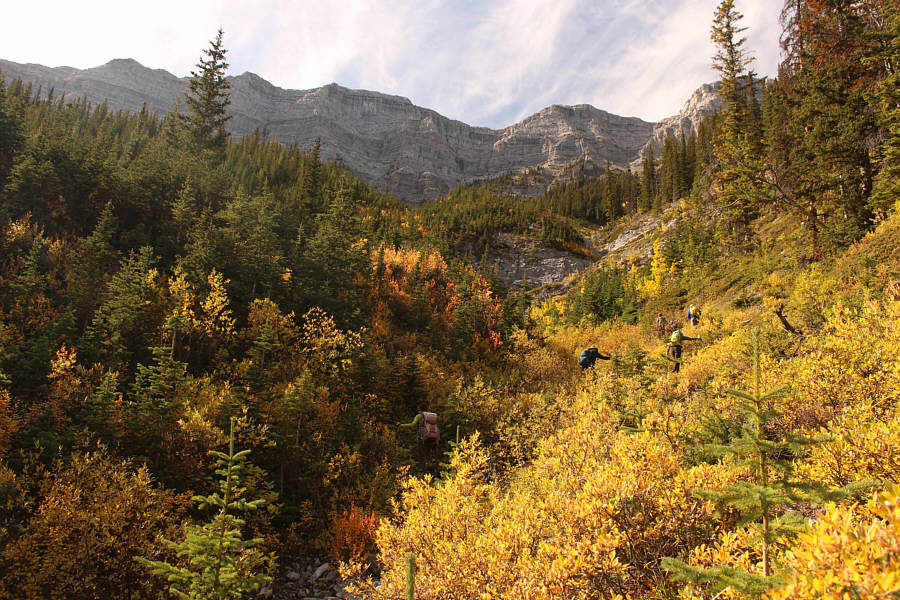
[0,58,186,116]
[227,80,655,202]
[0,57,711,203]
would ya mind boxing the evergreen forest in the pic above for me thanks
[0,2,898,598]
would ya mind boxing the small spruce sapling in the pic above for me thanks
[663,329,839,596]
[138,417,274,600]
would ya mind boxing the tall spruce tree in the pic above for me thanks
[300,184,369,326]
[658,134,678,204]
[772,0,889,250]
[680,132,696,194]
[68,203,121,328]
[710,0,765,246]
[622,168,637,214]
[640,145,658,211]
[0,75,24,194]
[761,73,825,254]
[868,0,899,215]
[302,137,323,208]
[182,29,231,164]
[601,159,619,222]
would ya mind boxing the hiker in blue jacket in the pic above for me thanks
[687,304,702,326]
[579,347,611,370]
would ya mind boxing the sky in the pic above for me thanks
[0,0,784,129]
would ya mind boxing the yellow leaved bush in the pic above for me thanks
[355,391,743,600]
[767,484,900,600]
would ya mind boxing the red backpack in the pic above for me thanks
[419,412,439,441]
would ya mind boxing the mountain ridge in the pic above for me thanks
[0,57,722,203]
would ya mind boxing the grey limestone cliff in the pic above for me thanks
[0,57,713,204]
[636,82,723,166]
[635,79,765,168]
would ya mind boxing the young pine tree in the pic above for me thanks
[84,246,159,372]
[138,417,275,600]
[663,329,840,597]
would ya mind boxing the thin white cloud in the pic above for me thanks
[238,0,413,91]
[589,0,723,119]
[0,0,784,128]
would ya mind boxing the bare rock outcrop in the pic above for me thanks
[476,233,593,301]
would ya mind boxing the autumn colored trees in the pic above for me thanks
[0,5,898,598]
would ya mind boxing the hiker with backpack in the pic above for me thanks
[667,326,700,373]
[687,304,702,326]
[398,403,440,472]
[579,347,611,370]
[655,312,667,337]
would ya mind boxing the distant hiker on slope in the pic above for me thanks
[399,403,440,472]
[655,312,667,337]
[667,326,700,373]
[579,347,611,370]
[687,304,702,326]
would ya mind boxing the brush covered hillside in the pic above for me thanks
[0,3,899,600]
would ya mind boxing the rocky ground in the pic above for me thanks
[472,207,679,304]
[257,555,375,600]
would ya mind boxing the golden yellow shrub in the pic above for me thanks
[796,405,900,488]
[361,389,743,600]
[785,270,842,333]
[787,295,900,428]
[363,436,496,599]
[0,448,189,600]
[507,326,575,389]
[767,484,900,600]
[674,327,757,398]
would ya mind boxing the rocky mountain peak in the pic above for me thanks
[635,82,723,165]
[679,82,723,117]
[80,58,181,93]
[0,56,722,203]
[101,58,142,68]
